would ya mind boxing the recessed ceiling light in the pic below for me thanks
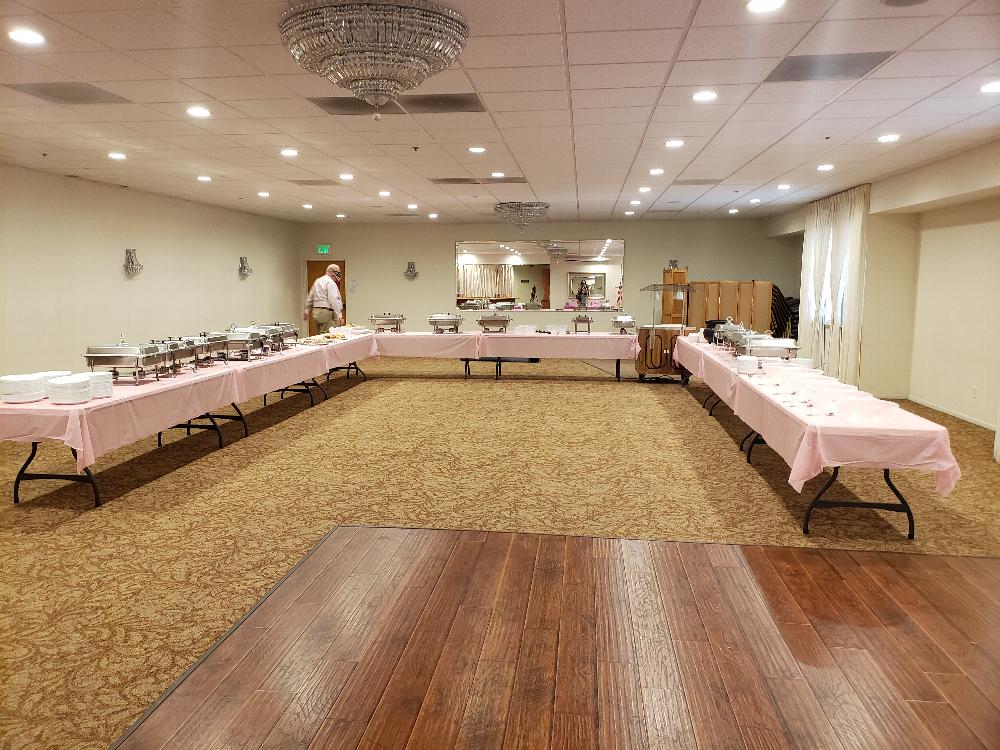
[302,203,313,209]
[257,191,269,198]
[428,213,438,219]
[630,200,641,205]
[638,186,651,193]
[378,190,391,197]
[749,198,761,204]
[729,208,739,214]
[624,211,635,216]
[746,0,785,12]
[336,213,346,218]
[817,163,834,171]
[491,171,505,178]
[877,133,900,143]
[339,172,353,180]
[649,168,664,175]
[692,90,718,102]
[777,183,791,190]
[107,152,126,160]
[280,148,298,157]
[468,146,486,153]
[980,81,1000,94]
[186,105,211,118]
[407,203,418,210]
[665,139,684,148]
[8,28,45,45]
[196,175,211,182]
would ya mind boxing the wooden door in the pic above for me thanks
[305,260,347,336]
[541,267,550,308]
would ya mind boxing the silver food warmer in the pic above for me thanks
[221,328,264,360]
[181,333,229,365]
[370,313,405,333]
[234,324,283,351]
[476,313,513,333]
[151,338,199,373]
[428,313,463,334]
[572,314,595,333]
[84,342,167,383]
[611,315,636,334]
[262,322,298,348]
[743,337,799,359]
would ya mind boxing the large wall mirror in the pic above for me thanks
[456,239,624,311]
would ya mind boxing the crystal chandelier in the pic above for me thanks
[279,0,469,107]
[494,201,550,226]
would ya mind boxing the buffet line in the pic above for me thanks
[673,332,960,538]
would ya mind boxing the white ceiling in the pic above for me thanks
[1,0,998,224]
[458,239,625,257]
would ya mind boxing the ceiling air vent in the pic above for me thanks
[766,52,894,82]
[308,92,484,116]
[5,82,131,104]
[431,177,480,185]
[385,213,421,217]
[431,176,529,185]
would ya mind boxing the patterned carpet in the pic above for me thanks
[0,356,997,749]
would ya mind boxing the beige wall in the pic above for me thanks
[909,197,1000,430]
[859,213,920,398]
[0,164,302,373]
[299,220,802,330]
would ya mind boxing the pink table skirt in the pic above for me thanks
[479,332,639,360]
[322,333,379,369]
[676,337,960,495]
[374,332,480,359]
[232,346,329,402]
[0,367,241,472]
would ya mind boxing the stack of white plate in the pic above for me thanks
[0,373,49,403]
[736,355,759,375]
[46,374,92,405]
[37,370,72,397]
[82,371,113,398]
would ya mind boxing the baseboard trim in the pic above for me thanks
[906,396,998,431]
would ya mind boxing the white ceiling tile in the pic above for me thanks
[570,62,668,89]
[449,0,562,36]
[793,18,940,55]
[406,69,473,95]
[680,23,813,60]
[494,109,570,127]
[191,118,278,135]
[901,96,999,116]
[666,58,781,86]
[228,98,325,119]
[913,15,1000,50]
[871,50,1000,78]
[694,0,835,25]
[566,29,683,64]
[130,46,262,78]
[270,73,342,98]
[144,100,248,119]
[815,98,913,118]
[572,87,660,108]
[182,75,294,101]
[572,106,652,125]
[468,66,566,93]
[166,2,289,46]
[481,90,569,111]
[875,113,970,133]
[228,44,306,76]
[564,0,695,31]
[0,13,107,54]
[0,53,72,83]
[793,117,886,134]
[574,122,645,140]
[99,78,209,103]
[824,0,969,19]
[459,34,563,68]
[838,76,956,100]
[643,121,722,137]
[659,83,756,106]
[747,80,856,104]
[933,73,1000,98]
[51,9,213,49]
[959,0,1000,13]
[31,51,165,80]
[652,103,739,122]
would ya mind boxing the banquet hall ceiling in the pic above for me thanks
[1,0,998,224]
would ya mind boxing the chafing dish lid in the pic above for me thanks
[429,313,463,322]
[370,312,405,321]
[612,315,635,323]
[572,315,595,323]
[477,313,513,322]
[86,344,163,356]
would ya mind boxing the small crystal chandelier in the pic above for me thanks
[494,201,550,226]
[279,0,469,107]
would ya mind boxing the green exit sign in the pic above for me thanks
[316,244,330,255]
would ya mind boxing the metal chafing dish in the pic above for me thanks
[153,338,199,373]
[235,324,283,351]
[370,313,405,333]
[262,322,298,348]
[182,333,229,365]
[611,315,636,334]
[428,313,463,334]
[476,313,513,333]
[224,327,264,360]
[744,337,799,359]
[84,340,166,383]
[572,314,595,333]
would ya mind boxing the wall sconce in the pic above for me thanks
[123,248,143,279]
[238,256,253,280]
[404,261,418,280]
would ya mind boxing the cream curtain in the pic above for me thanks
[798,184,870,385]
[456,263,515,298]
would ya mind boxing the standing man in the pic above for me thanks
[304,263,344,333]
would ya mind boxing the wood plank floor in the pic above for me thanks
[115,527,1000,750]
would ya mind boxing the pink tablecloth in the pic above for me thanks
[320,333,379,369]
[674,336,960,495]
[232,346,329,401]
[0,366,241,472]
[479,332,639,360]
[374,332,480,359]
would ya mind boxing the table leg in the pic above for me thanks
[13,442,101,507]
[616,359,621,381]
[708,395,724,416]
[745,432,765,463]
[801,468,916,539]
[703,392,715,408]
